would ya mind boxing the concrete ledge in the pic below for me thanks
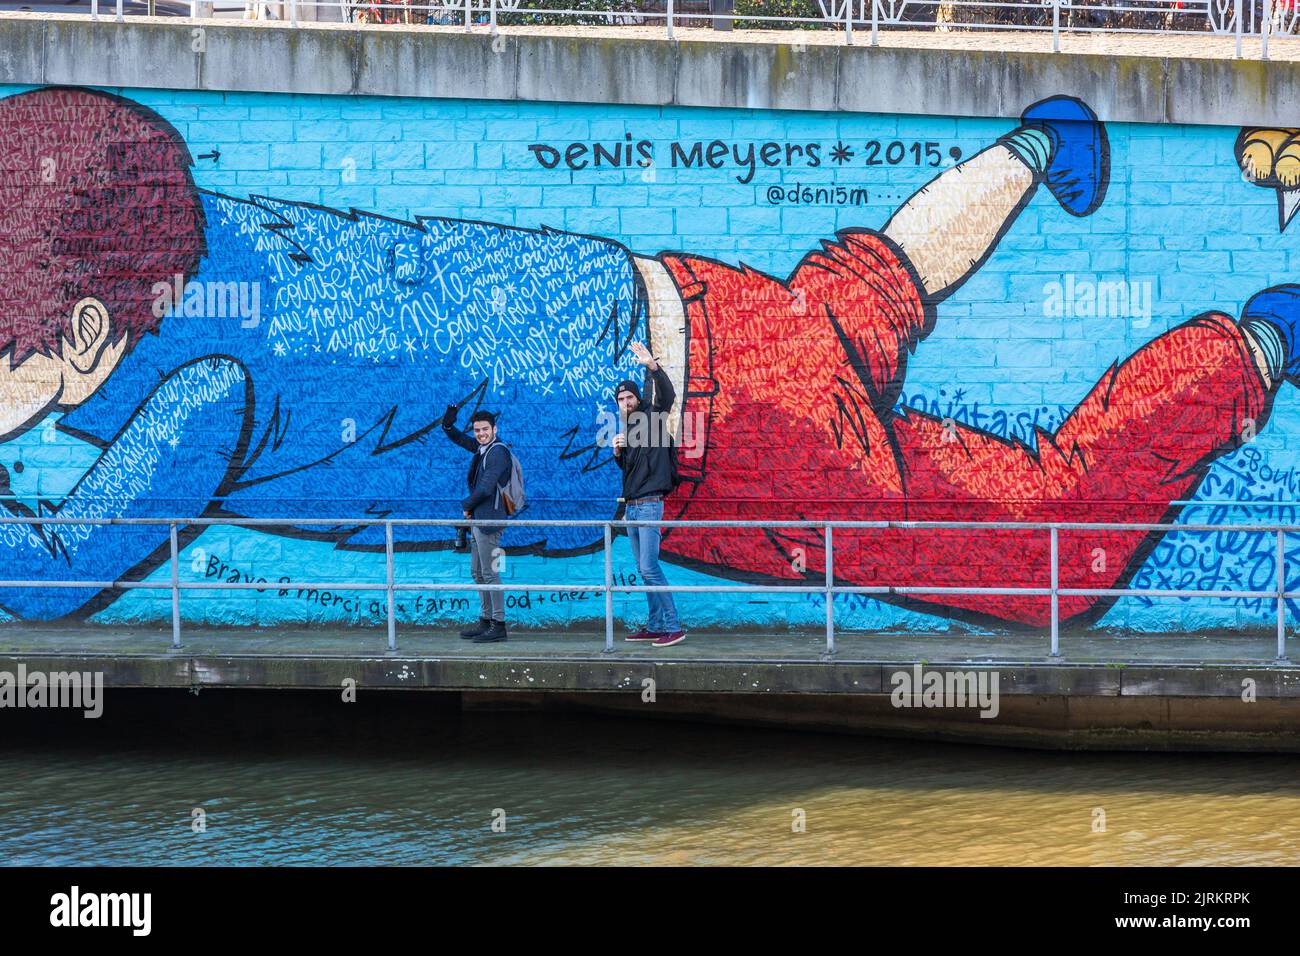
[2,651,1294,694]
[1,651,1295,693]
[1,621,1296,750]
[4,13,1300,125]
[2,646,1296,748]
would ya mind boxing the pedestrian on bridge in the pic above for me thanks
[612,342,687,648]
[443,408,512,643]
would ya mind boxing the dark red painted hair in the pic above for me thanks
[0,87,205,365]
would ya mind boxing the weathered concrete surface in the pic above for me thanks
[1,624,1297,750]
[3,13,1300,126]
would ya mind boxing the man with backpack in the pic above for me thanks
[613,342,687,648]
[442,408,518,643]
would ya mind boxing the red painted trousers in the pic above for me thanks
[659,231,1269,626]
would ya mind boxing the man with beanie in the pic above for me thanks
[613,342,686,647]
[443,407,512,643]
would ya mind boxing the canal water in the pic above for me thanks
[1,691,1297,866]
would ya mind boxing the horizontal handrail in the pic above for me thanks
[0,513,1293,663]
[3,515,1300,533]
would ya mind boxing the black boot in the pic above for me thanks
[459,618,491,640]
[473,620,508,643]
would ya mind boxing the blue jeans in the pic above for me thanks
[626,498,681,633]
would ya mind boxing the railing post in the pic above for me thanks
[603,523,614,653]
[116,0,124,22]
[92,0,99,21]
[291,0,298,27]
[465,0,472,31]
[824,524,835,655]
[1051,0,1060,53]
[871,0,878,46]
[490,0,497,34]
[385,521,396,652]
[1277,529,1288,661]
[845,0,854,44]
[169,522,182,650]
[1049,526,1060,657]
[667,0,674,39]
[1235,0,1243,58]
[1263,0,1272,60]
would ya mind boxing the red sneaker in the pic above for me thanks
[651,630,686,647]
[625,629,657,641]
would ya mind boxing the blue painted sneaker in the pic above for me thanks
[1020,95,1110,218]
[1242,284,1300,383]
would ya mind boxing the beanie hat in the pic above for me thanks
[614,379,642,402]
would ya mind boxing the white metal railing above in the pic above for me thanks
[48,0,1300,60]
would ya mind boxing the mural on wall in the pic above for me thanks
[2,84,1300,631]
[1236,127,1300,231]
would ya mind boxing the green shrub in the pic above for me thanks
[497,0,643,26]
[734,0,830,29]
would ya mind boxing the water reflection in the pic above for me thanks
[0,691,1296,865]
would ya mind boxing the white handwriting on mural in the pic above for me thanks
[212,197,637,401]
[0,361,246,556]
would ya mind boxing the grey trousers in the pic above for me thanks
[470,526,505,622]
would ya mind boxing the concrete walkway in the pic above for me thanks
[0,622,1292,665]
[2,624,1298,748]
[3,623,1298,749]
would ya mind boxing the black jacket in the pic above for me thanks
[443,422,511,523]
[614,365,679,502]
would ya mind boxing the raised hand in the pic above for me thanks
[629,341,659,370]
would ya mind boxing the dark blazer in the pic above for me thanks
[443,422,511,524]
[614,365,679,502]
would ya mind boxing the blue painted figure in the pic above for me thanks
[0,88,645,619]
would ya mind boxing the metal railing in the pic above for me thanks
[0,515,1294,660]
[58,0,1300,60]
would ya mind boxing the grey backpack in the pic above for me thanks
[493,444,527,517]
